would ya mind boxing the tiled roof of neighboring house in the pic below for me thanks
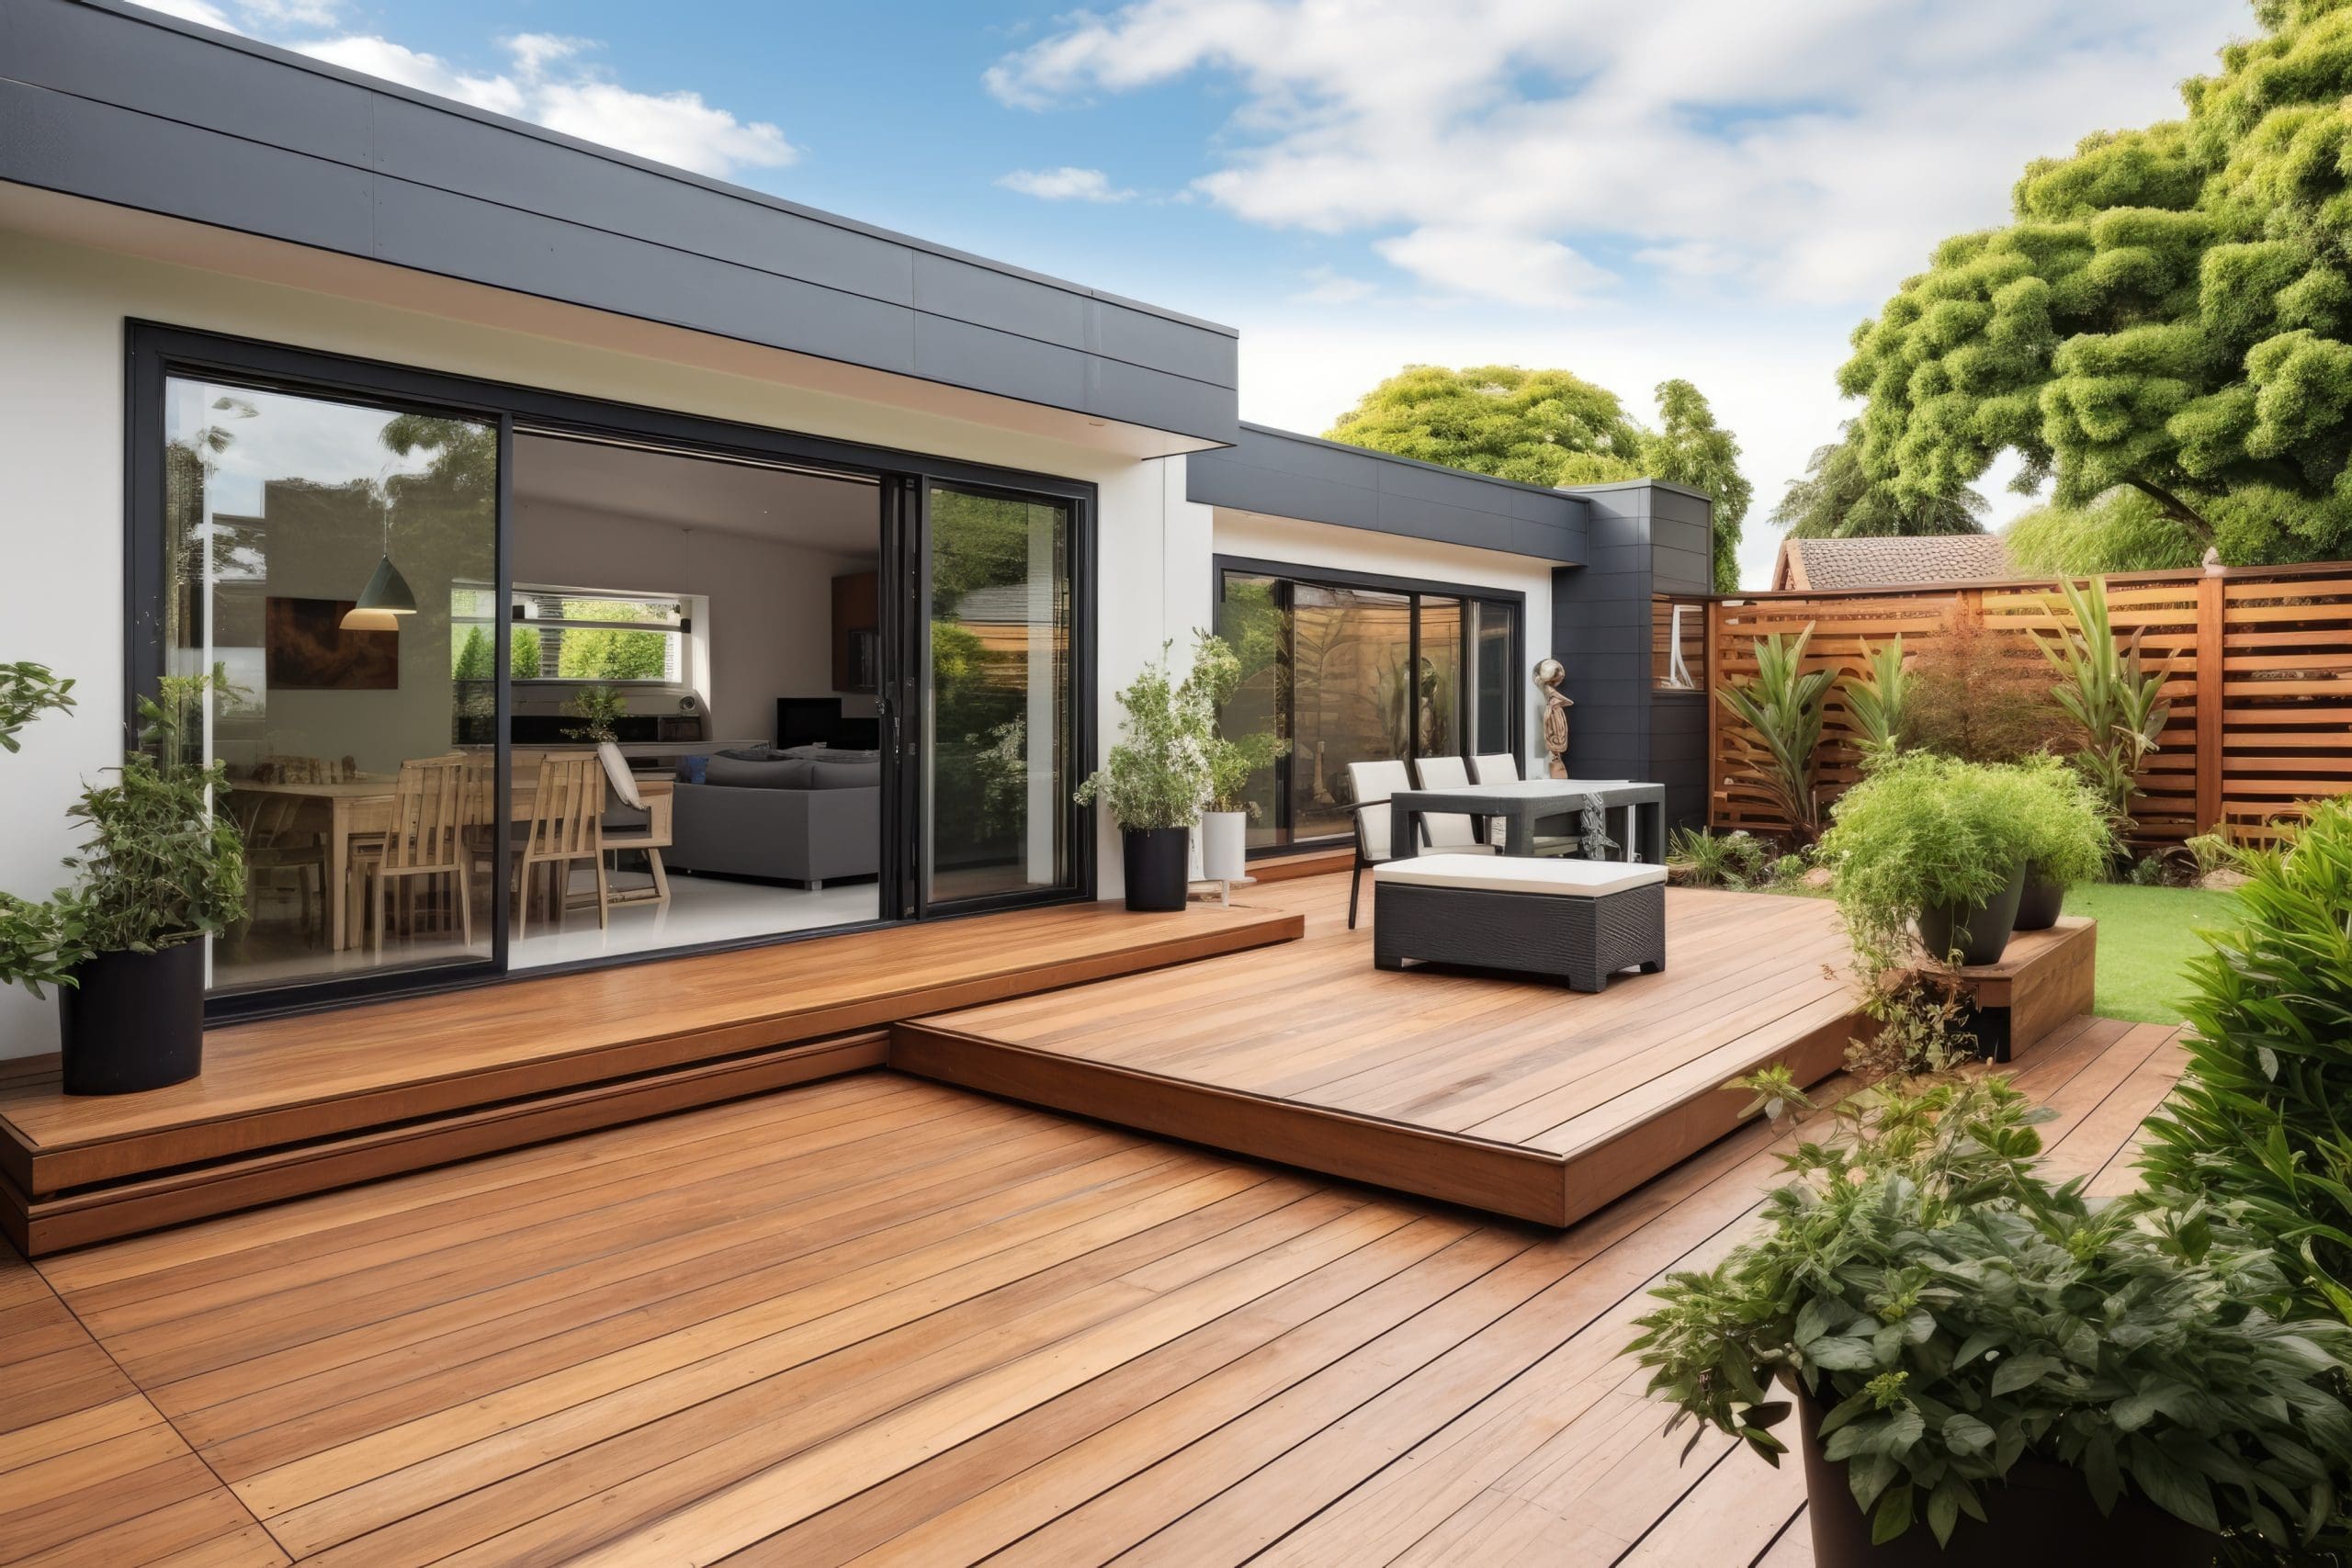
[1771,535,2015,592]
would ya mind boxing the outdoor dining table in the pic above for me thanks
[1388,778,1667,863]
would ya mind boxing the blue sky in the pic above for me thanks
[143,0,2248,586]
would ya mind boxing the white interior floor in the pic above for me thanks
[508,870,881,968]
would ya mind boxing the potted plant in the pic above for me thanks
[1631,1074,2352,1566]
[0,662,86,1006]
[51,674,245,1094]
[1821,752,2036,967]
[1997,753,2113,931]
[1077,640,1212,911]
[562,683,628,743]
[1184,632,1287,884]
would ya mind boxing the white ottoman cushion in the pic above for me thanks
[1374,853,1666,897]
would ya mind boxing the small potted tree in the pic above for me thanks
[1631,1074,2352,1566]
[51,675,245,1094]
[1821,752,2036,967]
[1077,641,1212,911]
[1184,632,1286,885]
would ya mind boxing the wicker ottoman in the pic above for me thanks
[1373,853,1667,992]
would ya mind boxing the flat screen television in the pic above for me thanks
[775,697,842,750]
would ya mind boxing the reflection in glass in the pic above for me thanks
[1212,568,1521,849]
[926,486,1072,903]
[165,378,498,994]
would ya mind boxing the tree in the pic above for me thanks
[1771,423,1988,539]
[1839,1,2352,567]
[1326,366,1753,589]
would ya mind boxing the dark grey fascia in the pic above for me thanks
[0,0,1240,446]
[1186,423,1589,563]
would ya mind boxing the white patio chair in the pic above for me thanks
[1344,759,1413,931]
[1408,756,1503,856]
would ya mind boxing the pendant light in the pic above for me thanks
[340,505,415,632]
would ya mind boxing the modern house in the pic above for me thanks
[0,0,1712,1055]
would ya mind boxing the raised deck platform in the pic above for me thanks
[897,879,1868,1226]
[0,900,1302,1255]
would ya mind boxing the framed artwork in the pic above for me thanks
[265,596,398,690]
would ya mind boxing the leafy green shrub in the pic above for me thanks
[1993,751,2115,889]
[560,683,627,744]
[0,662,83,995]
[1716,626,1836,844]
[1903,616,2075,766]
[63,678,244,955]
[0,661,74,752]
[1076,638,1213,830]
[1819,752,2038,972]
[2141,798,2352,1321]
[2184,829,2235,879]
[1766,852,1808,886]
[2131,853,2171,886]
[1632,1076,2352,1552]
[1668,826,1770,889]
[2034,577,2172,839]
[1838,636,1911,769]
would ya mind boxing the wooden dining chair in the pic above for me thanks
[594,741,670,908]
[514,752,608,936]
[355,756,472,959]
[228,789,328,942]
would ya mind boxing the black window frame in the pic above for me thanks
[127,321,1098,1022]
[1211,554,1527,859]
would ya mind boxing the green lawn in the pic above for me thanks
[2060,882,2244,1026]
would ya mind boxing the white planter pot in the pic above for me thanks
[1198,811,1249,882]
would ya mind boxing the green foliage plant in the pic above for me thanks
[1902,616,2075,765]
[1667,826,1770,889]
[1996,751,2116,891]
[0,662,75,752]
[2140,798,2352,1324]
[0,662,85,996]
[61,674,245,959]
[560,684,628,744]
[1075,639,1213,831]
[1631,1074,2352,1552]
[2033,577,2172,836]
[1715,626,1837,844]
[1182,632,1289,816]
[1838,637,1912,769]
[1772,421,1989,540]
[1818,752,2038,975]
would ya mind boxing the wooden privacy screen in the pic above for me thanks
[1707,563,2352,847]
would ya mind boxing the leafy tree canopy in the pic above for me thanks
[1771,422,1989,539]
[1842,0,2352,566]
[1325,366,1751,590]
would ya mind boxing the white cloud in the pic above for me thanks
[132,6,797,181]
[1375,226,1610,308]
[988,0,2244,307]
[997,166,1136,202]
[1292,265,1378,305]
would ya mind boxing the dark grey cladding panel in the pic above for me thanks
[5,0,1240,442]
[1187,424,1588,563]
[0,79,375,254]
[1652,543,1713,596]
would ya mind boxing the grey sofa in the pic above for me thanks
[667,749,880,888]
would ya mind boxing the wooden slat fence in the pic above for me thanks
[1706,562,2352,848]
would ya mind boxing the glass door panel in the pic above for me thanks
[924,485,1073,905]
[1214,572,1287,850]
[164,378,499,995]
[1471,599,1514,757]
[1414,595,1464,760]
[1286,583,1412,840]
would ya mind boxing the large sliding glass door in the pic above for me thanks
[922,484,1078,908]
[163,375,501,996]
[1214,560,1524,852]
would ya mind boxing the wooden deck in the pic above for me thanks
[897,876,1868,1225]
[0,899,1302,1256]
[0,1012,2186,1565]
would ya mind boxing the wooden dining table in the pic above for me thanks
[230,773,675,952]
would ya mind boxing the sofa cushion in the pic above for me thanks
[1374,854,1665,897]
[703,754,810,789]
[716,745,776,761]
[803,758,881,789]
[777,745,882,763]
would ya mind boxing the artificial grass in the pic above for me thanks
[2059,881,2245,1026]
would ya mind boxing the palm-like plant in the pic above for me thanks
[2033,577,2171,836]
[1839,635,1910,769]
[1717,626,1837,843]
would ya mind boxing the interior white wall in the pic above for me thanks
[511,498,879,745]
[0,227,1182,1058]
[1205,507,1558,781]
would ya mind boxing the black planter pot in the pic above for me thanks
[60,942,205,1096]
[2012,863,2066,931]
[1794,1388,2218,1567]
[1917,863,2027,966]
[1121,827,1193,912]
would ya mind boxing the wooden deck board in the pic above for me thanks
[0,899,1301,1254]
[893,877,1864,1224]
[5,1000,2181,1565]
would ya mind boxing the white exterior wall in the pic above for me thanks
[1199,507,1557,781]
[0,229,1193,1058]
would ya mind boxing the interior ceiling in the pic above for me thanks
[513,433,879,556]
